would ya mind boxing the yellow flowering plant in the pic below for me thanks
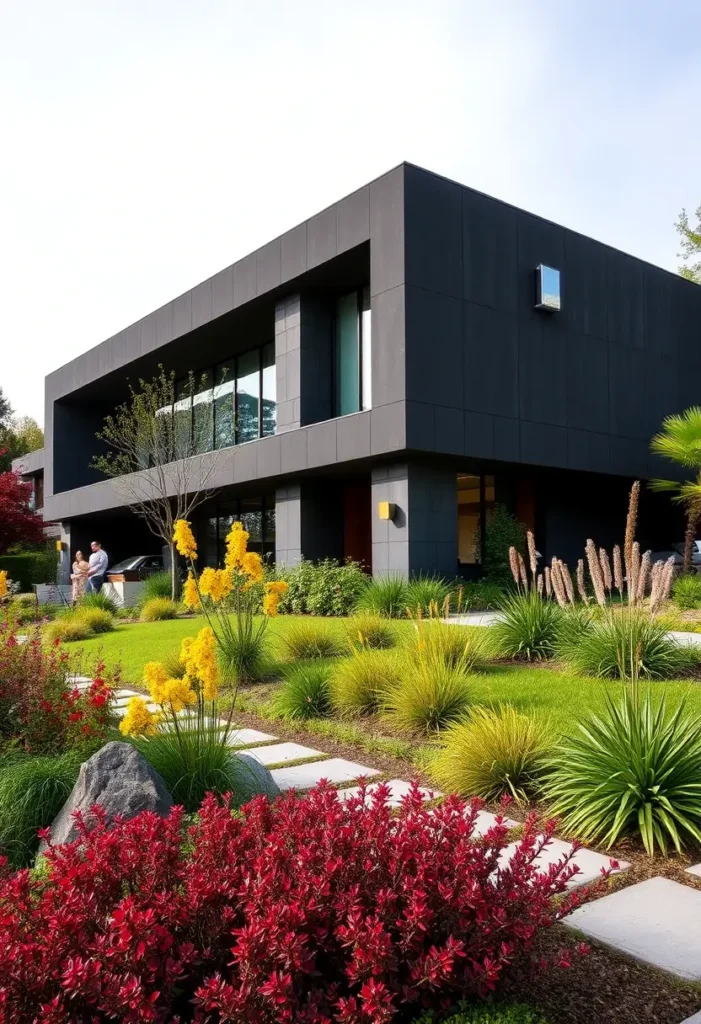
[174,517,288,683]
[0,570,9,602]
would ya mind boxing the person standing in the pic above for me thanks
[86,540,109,594]
[70,550,90,605]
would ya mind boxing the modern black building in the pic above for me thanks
[19,162,701,581]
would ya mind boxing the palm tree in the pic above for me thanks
[650,407,701,575]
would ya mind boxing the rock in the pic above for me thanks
[233,751,280,803]
[41,741,173,850]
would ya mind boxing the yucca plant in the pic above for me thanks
[555,605,692,679]
[345,614,396,651]
[382,656,471,733]
[354,574,408,618]
[329,649,403,716]
[272,663,332,720]
[491,590,562,661]
[280,619,343,660]
[544,686,701,856]
[430,705,552,804]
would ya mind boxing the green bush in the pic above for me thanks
[141,570,174,603]
[132,725,276,812]
[345,614,396,651]
[281,619,343,660]
[458,580,506,611]
[477,504,527,586]
[491,591,562,661]
[329,650,403,716]
[75,608,114,634]
[413,1002,550,1023]
[275,559,368,616]
[80,591,118,615]
[410,621,486,672]
[0,752,81,868]
[140,597,179,622]
[272,663,332,720]
[555,607,692,679]
[430,705,552,803]
[382,658,471,733]
[0,552,57,592]
[405,573,451,615]
[355,573,408,618]
[672,573,701,610]
[44,616,95,644]
[544,688,701,856]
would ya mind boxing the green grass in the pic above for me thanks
[66,616,701,736]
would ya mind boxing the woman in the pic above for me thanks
[70,550,90,605]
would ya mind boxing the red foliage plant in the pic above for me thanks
[0,467,43,554]
[0,783,605,1023]
[0,624,113,753]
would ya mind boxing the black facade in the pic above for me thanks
[36,162,701,580]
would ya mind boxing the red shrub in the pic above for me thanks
[0,784,601,1023]
[0,624,113,753]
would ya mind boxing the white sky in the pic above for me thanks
[1,0,700,425]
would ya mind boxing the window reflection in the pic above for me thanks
[261,342,276,437]
[193,369,213,454]
[237,349,260,444]
[214,363,235,450]
[457,473,495,565]
[196,497,276,566]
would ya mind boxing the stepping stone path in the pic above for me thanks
[565,877,701,980]
[245,742,324,767]
[499,836,630,889]
[270,758,380,792]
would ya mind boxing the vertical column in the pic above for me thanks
[274,296,301,433]
[371,463,457,578]
[274,485,302,566]
[58,522,72,585]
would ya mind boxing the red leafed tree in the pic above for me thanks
[0,465,44,554]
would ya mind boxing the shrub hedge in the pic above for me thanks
[275,558,368,616]
[0,787,585,1021]
[0,552,56,591]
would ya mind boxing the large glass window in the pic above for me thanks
[214,362,235,450]
[196,496,276,566]
[361,286,371,412]
[261,342,276,437]
[334,288,371,416]
[457,473,496,565]
[237,349,260,443]
[173,378,193,460]
[192,369,213,454]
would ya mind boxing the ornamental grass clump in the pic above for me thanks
[140,597,179,621]
[272,662,333,721]
[281,619,343,660]
[430,705,553,804]
[0,786,591,1021]
[345,613,397,651]
[491,590,562,661]
[405,573,451,615]
[0,751,81,868]
[382,658,471,733]
[74,607,114,634]
[672,573,701,610]
[355,573,409,618]
[409,617,486,672]
[176,517,288,682]
[330,649,403,716]
[544,685,701,856]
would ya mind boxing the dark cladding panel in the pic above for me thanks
[463,189,518,313]
[608,343,647,441]
[280,222,308,282]
[337,186,370,254]
[606,252,645,349]
[404,165,463,299]
[463,303,518,418]
[369,167,404,297]
[518,320,567,427]
[563,231,607,339]
[565,333,609,434]
[307,205,337,270]
[404,286,463,408]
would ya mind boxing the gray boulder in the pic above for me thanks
[41,741,173,849]
[233,751,280,803]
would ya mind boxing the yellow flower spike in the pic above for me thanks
[182,572,200,611]
[0,570,8,600]
[241,551,263,583]
[201,568,232,603]
[160,677,198,714]
[173,519,198,560]
[224,520,249,570]
[181,626,220,700]
[119,697,160,737]
[143,662,169,704]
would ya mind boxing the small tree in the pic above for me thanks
[0,416,44,473]
[91,368,221,599]
[0,467,44,554]
[650,407,701,575]
[676,204,701,283]
[478,503,527,586]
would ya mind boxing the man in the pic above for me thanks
[86,540,109,594]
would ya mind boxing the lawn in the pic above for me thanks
[71,616,701,735]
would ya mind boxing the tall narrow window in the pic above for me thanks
[173,378,193,459]
[361,286,371,411]
[214,362,235,449]
[236,349,260,443]
[261,342,276,436]
[335,292,360,415]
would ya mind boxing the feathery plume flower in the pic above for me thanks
[550,558,568,608]
[509,546,520,588]
[649,559,665,614]
[599,548,613,592]
[517,552,528,590]
[629,541,640,606]
[537,573,544,596]
[527,531,538,577]
[559,560,576,605]
[623,481,640,583]
[544,567,552,599]
[613,545,624,596]
[636,550,651,603]
[576,559,589,604]
[585,539,607,607]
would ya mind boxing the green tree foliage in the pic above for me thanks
[676,204,701,283]
[0,405,44,473]
[478,504,527,586]
[650,406,701,573]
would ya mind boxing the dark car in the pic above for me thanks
[107,555,164,579]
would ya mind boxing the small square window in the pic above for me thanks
[535,264,561,311]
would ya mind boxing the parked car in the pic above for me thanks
[107,555,164,580]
